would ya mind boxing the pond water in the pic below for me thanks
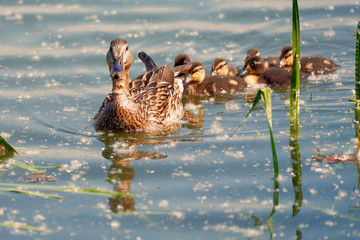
[1,0,360,239]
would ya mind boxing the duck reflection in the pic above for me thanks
[96,125,180,214]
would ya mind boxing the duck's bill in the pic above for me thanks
[110,57,124,79]
[237,65,248,77]
[184,73,192,83]
[279,58,286,68]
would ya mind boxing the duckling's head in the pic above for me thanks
[247,48,261,59]
[106,38,134,80]
[279,45,293,68]
[187,62,206,84]
[239,56,265,77]
[211,58,229,76]
[174,53,191,67]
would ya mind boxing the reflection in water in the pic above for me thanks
[107,161,136,213]
[182,96,205,131]
[266,179,279,240]
[96,124,183,213]
[290,125,303,217]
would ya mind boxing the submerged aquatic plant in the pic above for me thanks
[0,182,141,199]
[234,88,279,179]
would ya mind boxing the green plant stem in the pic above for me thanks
[290,0,301,134]
[356,20,360,99]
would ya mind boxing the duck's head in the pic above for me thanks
[211,58,229,76]
[106,38,134,80]
[246,48,261,59]
[279,45,293,68]
[238,56,265,77]
[174,53,191,67]
[187,62,206,85]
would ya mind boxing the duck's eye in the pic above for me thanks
[219,64,226,69]
[125,46,129,51]
[192,68,201,74]
[250,62,255,68]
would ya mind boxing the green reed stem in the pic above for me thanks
[234,88,279,179]
[356,20,360,100]
[290,0,301,134]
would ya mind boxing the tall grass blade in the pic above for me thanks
[290,0,301,133]
[0,136,18,155]
[234,88,279,179]
[356,20,360,100]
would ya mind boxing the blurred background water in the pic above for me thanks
[1,0,360,239]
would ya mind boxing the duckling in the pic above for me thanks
[174,53,191,67]
[93,38,184,132]
[240,56,291,87]
[173,53,192,81]
[245,48,279,69]
[138,51,191,81]
[211,58,239,76]
[279,45,339,75]
[184,62,247,97]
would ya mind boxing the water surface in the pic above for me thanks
[1,0,360,239]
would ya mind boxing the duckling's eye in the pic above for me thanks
[250,62,255,68]
[125,46,129,51]
[192,69,199,74]
[219,64,226,69]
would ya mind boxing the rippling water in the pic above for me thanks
[1,0,360,239]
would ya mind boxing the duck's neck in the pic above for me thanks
[112,76,129,94]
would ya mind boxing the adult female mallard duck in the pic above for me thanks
[93,38,184,132]
[239,56,291,87]
[279,45,339,75]
[211,58,239,76]
[184,62,247,97]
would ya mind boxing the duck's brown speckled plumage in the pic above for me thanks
[93,38,183,132]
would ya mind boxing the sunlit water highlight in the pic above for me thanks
[1,0,360,239]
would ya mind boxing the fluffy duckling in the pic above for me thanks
[279,45,339,75]
[240,56,291,87]
[173,53,192,81]
[211,58,239,76]
[245,48,279,69]
[139,51,191,79]
[93,38,184,132]
[174,53,191,67]
[184,62,247,97]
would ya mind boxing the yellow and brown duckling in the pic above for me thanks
[93,38,184,132]
[184,62,247,97]
[174,53,191,67]
[211,58,239,76]
[173,53,192,81]
[245,48,280,69]
[279,45,339,75]
[239,56,291,87]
